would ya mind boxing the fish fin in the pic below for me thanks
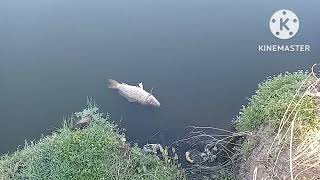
[127,98,135,102]
[138,82,144,89]
[124,96,135,102]
[119,91,136,102]
[107,79,119,89]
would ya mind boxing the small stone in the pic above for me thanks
[120,137,126,142]
[212,146,218,151]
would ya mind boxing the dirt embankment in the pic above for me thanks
[238,126,291,180]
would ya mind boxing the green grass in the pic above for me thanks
[0,102,185,180]
[234,71,317,133]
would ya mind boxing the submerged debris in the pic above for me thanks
[185,151,193,163]
[185,149,210,164]
[173,126,249,179]
[142,143,163,154]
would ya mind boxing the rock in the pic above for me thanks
[72,116,92,130]
[143,144,162,154]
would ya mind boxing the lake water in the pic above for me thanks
[0,0,319,154]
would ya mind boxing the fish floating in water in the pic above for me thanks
[107,79,160,107]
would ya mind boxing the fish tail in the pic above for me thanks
[107,79,119,89]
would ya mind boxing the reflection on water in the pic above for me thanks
[0,0,319,154]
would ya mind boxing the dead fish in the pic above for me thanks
[107,79,160,107]
[72,116,92,130]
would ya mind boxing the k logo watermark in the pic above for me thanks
[269,9,299,40]
[258,9,311,52]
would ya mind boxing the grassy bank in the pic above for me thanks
[234,71,316,133]
[0,102,185,180]
[234,69,320,179]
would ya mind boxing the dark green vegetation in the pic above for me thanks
[0,103,185,180]
[234,71,318,135]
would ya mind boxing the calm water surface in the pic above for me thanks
[0,0,319,153]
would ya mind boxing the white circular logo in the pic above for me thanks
[269,9,299,40]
